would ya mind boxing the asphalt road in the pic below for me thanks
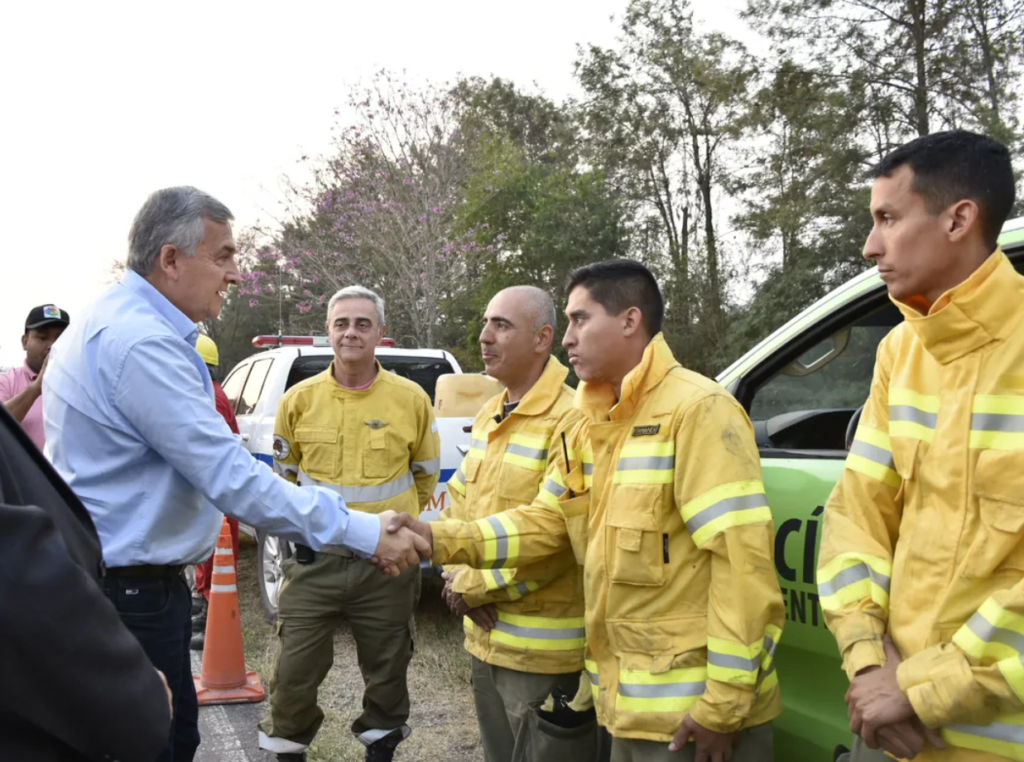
[192,651,274,762]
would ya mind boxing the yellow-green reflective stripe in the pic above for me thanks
[707,636,763,684]
[889,389,940,413]
[890,420,936,443]
[616,667,706,713]
[944,719,1024,761]
[539,475,568,509]
[297,470,414,503]
[469,436,489,458]
[508,580,539,600]
[682,481,770,547]
[971,430,1024,450]
[503,451,547,471]
[476,513,520,567]
[759,664,779,692]
[1001,656,1024,704]
[412,457,440,475]
[954,599,1024,662]
[619,441,675,458]
[847,424,899,487]
[817,553,891,612]
[889,405,938,428]
[448,464,467,496]
[585,659,600,686]
[974,395,1024,415]
[490,612,587,651]
[486,568,513,591]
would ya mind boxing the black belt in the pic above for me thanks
[105,564,185,580]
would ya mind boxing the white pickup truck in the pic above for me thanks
[221,334,485,621]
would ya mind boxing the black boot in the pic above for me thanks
[365,730,405,762]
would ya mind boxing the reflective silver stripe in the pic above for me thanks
[298,470,415,503]
[471,438,488,450]
[708,651,760,672]
[494,620,586,641]
[817,562,891,597]
[617,455,674,471]
[763,634,779,659]
[214,548,233,556]
[587,670,600,686]
[849,440,895,469]
[506,443,549,460]
[947,721,1024,745]
[542,478,568,499]
[515,582,531,597]
[453,466,466,483]
[618,681,706,699]
[756,661,777,688]
[965,610,1024,652]
[686,493,767,534]
[972,412,1024,433]
[213,565,235,575]
[889,405,938,428]
[211,583,237,593]
[412,458,440,475]
[484,515,510,567]
[583,463,594,475]
[489,569,509,590]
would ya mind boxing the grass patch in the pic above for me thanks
[237,545,482,761]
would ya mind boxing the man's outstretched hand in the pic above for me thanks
[371,512,433,576]
[372,510,431,577]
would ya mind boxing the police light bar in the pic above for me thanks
[251,335,397,348]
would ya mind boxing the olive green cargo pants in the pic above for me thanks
[471,657,597,762]
[258,552,420,753]
[609,721,774,762]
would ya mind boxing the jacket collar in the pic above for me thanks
[894,250,1024,364]
[501,356,569,418]
[576,333,680,421]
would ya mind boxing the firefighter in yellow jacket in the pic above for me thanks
[818,131,1023,762]
[258,286,440,762]
[383,261,784,762]
[439,285,593,762]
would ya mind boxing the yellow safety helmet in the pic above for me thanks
[196,334,219,367]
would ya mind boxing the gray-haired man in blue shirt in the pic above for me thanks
[43,186,430,762]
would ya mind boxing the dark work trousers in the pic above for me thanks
[102,573,200,762]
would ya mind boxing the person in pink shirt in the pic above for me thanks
[0,305,70,451]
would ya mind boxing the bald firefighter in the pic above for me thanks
[258,286,440,762]
[440,286,594,761]
[384,261,784,762]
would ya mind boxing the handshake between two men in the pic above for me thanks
[372,510,433,575]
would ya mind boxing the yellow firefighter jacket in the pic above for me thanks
[818,250,1024,761]
[431,334,785,741]
[440,357,586,675]
[273,362,440,516]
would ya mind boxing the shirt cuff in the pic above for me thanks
[340,509,380,558]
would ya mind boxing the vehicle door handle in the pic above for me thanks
[457,445,469,455]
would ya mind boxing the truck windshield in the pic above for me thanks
[284,354,455,403]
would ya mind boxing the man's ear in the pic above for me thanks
[21,334,28,351]
[622,306,644,338]
[535,325,554,354]
[157,244,182,281]
[947,199,981,244]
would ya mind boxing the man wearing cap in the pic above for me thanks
[0,305,70,451]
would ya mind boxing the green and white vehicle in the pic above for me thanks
[718,217,1024,759]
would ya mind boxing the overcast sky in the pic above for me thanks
[0,0,750,368]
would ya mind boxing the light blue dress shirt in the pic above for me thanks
[43,271,380,567]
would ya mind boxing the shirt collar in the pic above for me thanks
[22,361,38,381]
[121,270,200,346]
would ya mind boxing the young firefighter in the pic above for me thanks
[385,261,785,762]
[819,132,1024,762]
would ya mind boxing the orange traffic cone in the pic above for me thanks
[192,518,266,705]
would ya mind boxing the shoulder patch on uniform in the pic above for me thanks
[632,424,661,437]
[365,419,389,430]
[273,435,291,460]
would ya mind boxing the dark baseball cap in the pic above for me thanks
[25,304,70,332]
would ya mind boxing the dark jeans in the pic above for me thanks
[102,573,200,762]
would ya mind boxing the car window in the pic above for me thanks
[237,359,273,417]
[221,363,251,412]
[748,302,902,450]
[284,354,455,403]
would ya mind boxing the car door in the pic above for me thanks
[732,294,901,760]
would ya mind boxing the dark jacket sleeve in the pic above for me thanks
[0,501,172,761]
[0,403,171,761]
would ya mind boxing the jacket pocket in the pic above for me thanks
[560,492,591,566]
[963,449,1024,578]
[295,426,338,478]
[607,485,666,587]
[498,461,542,507]
[363,428,391,478]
